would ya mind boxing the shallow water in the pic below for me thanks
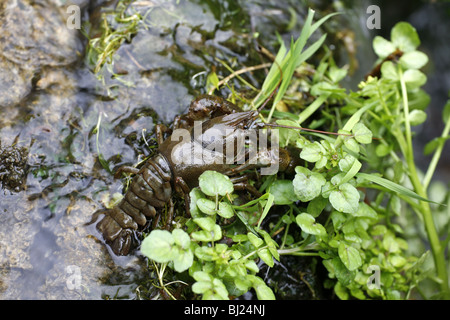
[0,0,448,299]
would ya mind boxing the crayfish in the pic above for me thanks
[91,95,301,256]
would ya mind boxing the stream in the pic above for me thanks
[0,0,448,300]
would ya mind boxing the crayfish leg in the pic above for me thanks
[114,166,140,179]
[230,180,262,198]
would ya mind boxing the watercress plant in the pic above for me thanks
[139,13,449,300]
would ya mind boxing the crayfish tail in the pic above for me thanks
[94,207,139,256]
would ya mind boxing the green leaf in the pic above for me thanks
[249,275,276,300]
[391,22,420,52]
[257,193,275,229]
[172,247,194,272]
[196,198,217,215]
[306,196,328,217]
[443,100,450,121]
[389,255,407,268]
[295,212,327,237]
[338,154,356,172]
[172,228,191,249]
[218,201,234,219]
[257,248,275,267]
[329,183,360,214]
[269,180,299,205]
[192,270,211,283]
[234,276,252,292]
[247,232,264,248]
[323,257,356,286]
[375,144,392,157]
[337,158,362,187]
[331,211,346,230]
[209,279,228,300]
[194,246,215,261]
[334,282,349,300]
[403,69,427,90]
[424,136,450,155]
[399,50,428,69]
[343,138,360,154]
[254,9,339,122]
[257,228,280,261]
[328,65,348,83]
[189,188,206,218]
[353,202,378,220]
[192,280,211,294]
[245,260,259,273]
[193,217,216,231]
[206,71,220,90]
[408,89,431,110]
[408,109,427,126]
[373,36,396,59]
[191,225,222,242]
[352,123,373,144]
[300,141,325,163]
[381,61,398,81]
[192,272,229,300]
[293,166,326,202]
[311,81,339,96]
[357,172,443,205]
[276,119,301,147]
[140,230,174,263]
[198,171,234,197]
[338,242,362,271]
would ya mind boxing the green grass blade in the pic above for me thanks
[298,94,328,125]
[298,33,327,65]
[357,173,444,205]
[257,193,275,229]
[338,159,362,186]
[310,12,342,35]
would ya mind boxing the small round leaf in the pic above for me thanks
[198,171,234,197]
[140,230,174,263]
[218,201,234,219]
[295,212,327,237]
[172,228,191,249]
[268,179,299,205]
[329,183,360,214]
[408,109,427,126]
[352,123,373,144]
[196,198,217,215]
[399,51,428,69]
[373,36,396,59]
[293,166,326,202]
[300,142,324,163]
[338,243,362,271]
[391,22,420,52]
[403,69,427,90]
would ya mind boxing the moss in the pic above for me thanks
[0,141,28,192]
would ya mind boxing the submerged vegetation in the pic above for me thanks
[86,3,450,300]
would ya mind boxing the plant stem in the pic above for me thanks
[278,247,320,256]
[422,112,450,190]
[398,67,449,298]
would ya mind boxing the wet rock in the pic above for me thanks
[0,56,34,107]
[0,0,83,69]
[0,0,84,107]
[0,192,38,298]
